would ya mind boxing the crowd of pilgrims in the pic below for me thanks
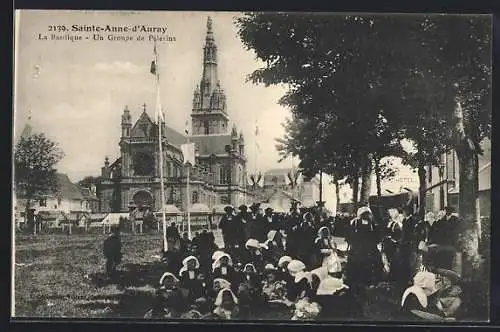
[136,201,464,320]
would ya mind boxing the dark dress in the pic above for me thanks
[287,277,311,302]
[212,266,239,293]
[103,233,122,276]
[295,223,316,268]
[150,287,186,318]
[400,215,419,283]
[345,218,383,287]
[427,216,459,269]
[179,270,204,302]
[382,220,403,281]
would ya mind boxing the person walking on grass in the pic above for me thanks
[103,225,122,279]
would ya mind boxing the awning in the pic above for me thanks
[155,204,182,215]
[188,203,211,214]
[102,213,130,225]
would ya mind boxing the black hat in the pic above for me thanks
[250,203,261,211]
[265,207,273,212]
[224,205,234,214]
[239,205,248,212]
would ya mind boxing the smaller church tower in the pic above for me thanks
[238,131,245,155]
[101,156,111,178]
[121,105,132,138]
[231,124,239,151]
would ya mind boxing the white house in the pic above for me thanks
[15,173,99,225]
[425,138,491,217]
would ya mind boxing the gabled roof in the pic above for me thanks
[129,110,187,148]
[54,174,85,200]
[130,111,155,138]
[190,134,232,155]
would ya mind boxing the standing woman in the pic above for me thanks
[382,209,403,281]
[314,226,338,269]
[413,212,434,272]
[400,205,419,286]
[345,207,383,292]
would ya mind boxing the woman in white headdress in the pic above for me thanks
[145,272,185,319]
[314,226,339,268]
[213,288,239,319]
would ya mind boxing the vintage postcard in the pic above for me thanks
[12,10,491,322]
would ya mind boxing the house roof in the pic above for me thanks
[190,134,233,155]
[53,174,86,200]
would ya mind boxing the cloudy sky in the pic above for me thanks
[14,10,419,211]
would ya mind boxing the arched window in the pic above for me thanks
[192,191,199,204]
[219,166,231,185]
[166,162,173,178]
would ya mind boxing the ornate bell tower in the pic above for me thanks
[191,16,229,136]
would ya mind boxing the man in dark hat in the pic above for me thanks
[428,206,460,270]
[263,207,279,234]
[234,205,249,249]
[103,225,122,279]
[218,206,237,251]
[284,200,302,257]
[248,203,266,242]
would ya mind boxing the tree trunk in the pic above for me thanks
[374,156,382,198]
[334,178,341,211]
[351,174,359,212]
[25,198,34,233]
[359,154,373,207]
[417,162,427,219]
[452,99,480,279]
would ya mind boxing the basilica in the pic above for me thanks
[97,17,250,215]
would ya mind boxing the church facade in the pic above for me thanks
[97,17,250,214]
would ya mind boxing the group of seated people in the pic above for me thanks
[146,225,352,320]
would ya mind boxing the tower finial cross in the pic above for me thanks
[207,16,213,32]
[142,103,147,113]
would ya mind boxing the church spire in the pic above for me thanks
[201,16,218,97]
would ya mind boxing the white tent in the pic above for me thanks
[155,204,182,216]
[101,213,130,225]
[189,203,211,214]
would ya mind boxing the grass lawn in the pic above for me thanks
[12,231,489,322]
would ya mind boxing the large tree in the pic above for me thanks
[237,13,411,209]
[14,133,64,232]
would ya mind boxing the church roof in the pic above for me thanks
[164,126,187,147]
[128,109,187,148]
[190,134,232,155]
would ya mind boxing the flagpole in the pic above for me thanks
[186,132,192,239]
[152,41,168,253]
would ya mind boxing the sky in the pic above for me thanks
[13,10,419,212]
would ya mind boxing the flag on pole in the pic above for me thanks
[185,120,189,135]
[150,43,158,76]
[181,143,196,166]
[256,172,264,188]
